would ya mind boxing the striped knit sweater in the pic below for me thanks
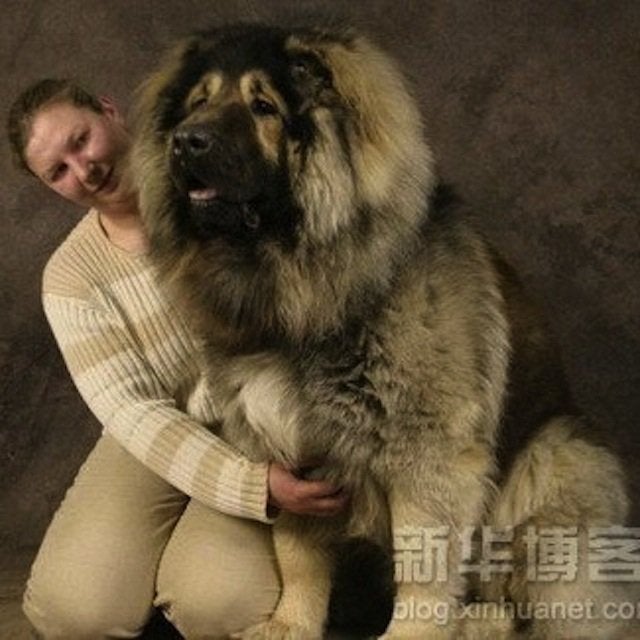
[42,210,272,523]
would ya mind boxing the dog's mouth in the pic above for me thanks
[177,173,263,237]
[185,178,261,213]
[177,164,262,206]
[183,174,250,206]
[170,151,294,242]
[188,185,219,204]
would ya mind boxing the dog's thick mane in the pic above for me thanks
[133,25,435,346]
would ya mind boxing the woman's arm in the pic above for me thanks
[43,291,273,522]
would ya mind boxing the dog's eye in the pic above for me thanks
[250,98,278,117]
[190,96,208,111]
[290,56,333,90]
[291,59,310,79]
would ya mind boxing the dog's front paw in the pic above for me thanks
[237,619,321,640]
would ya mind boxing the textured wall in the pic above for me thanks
[1,0,639,558]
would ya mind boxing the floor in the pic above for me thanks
[0,548,34,640]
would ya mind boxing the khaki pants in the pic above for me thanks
[23,434,280,639]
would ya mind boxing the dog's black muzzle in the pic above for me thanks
[169,107,276,240]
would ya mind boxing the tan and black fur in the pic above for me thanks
[132,24,630,639]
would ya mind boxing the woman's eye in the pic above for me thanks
[75,132,88,148]
[250,98,278,117]
[50,164,67,182]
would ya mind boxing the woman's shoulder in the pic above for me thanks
[42,210,123,300]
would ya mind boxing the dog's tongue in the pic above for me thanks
[189,187,218,201]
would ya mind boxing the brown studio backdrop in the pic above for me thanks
[1,0,639,561]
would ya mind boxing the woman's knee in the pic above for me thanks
[23,575,152,639]
[165,577,280,638]
[23,433,186,638]
[157,500,280,637]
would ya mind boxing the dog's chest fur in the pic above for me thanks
[190,225,510,493]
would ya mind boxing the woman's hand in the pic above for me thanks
[267,462,349,517]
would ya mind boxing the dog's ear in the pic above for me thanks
[285,28,433,209]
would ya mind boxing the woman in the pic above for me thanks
[8,78,348,639]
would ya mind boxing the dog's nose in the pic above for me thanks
[173,125,213,157]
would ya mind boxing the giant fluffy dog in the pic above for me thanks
[132,24,630,639]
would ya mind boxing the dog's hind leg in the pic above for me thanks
[487,416,632,640]
[380,446,515,639]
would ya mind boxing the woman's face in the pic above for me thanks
[24,98,134,211]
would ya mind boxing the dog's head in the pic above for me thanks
[132,24,434,341]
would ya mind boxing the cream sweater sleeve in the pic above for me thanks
[42,291,273,523]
